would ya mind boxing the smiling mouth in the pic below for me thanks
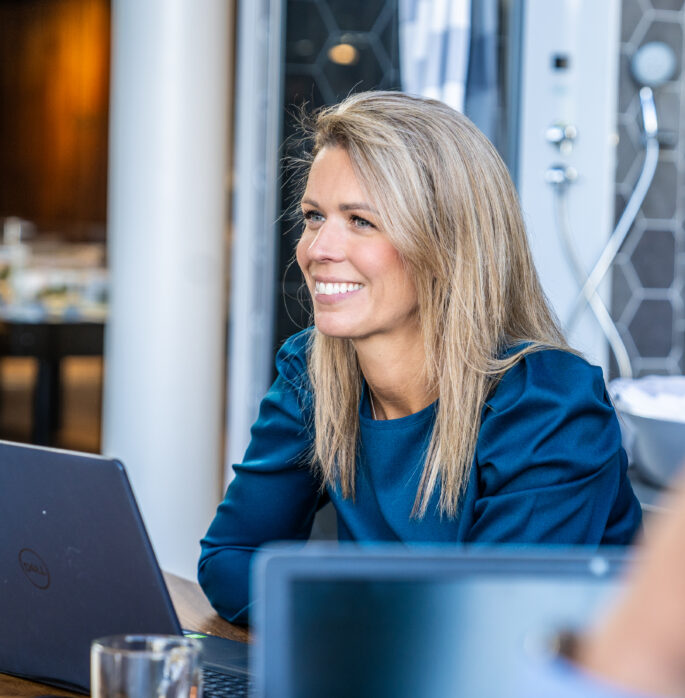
[314,282,363,296]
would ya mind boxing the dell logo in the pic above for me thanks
[18,548,50,589]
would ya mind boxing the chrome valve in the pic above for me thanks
[545,164,578,187]
[545,123,578,155]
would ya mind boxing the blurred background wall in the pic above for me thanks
[0,0,110,241]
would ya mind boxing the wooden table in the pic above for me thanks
[0,572,247,697]
[0,319,104,445]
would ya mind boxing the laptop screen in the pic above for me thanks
[253,546,626,698]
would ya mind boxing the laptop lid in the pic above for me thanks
[0,440,182,692]
[252,544,628,698]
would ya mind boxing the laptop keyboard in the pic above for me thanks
[202,666,252,697]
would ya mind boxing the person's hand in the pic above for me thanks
[577,474,685,696]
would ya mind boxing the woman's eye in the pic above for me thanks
[303,210,324,225]
[351,215,374,229]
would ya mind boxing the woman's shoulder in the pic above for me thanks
[488,345,607,412]
[476,345,626,501]
[275,327,315,386]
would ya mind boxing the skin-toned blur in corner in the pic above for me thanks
[576,471,685,696]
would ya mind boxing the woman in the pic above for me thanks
[199,91,642,623]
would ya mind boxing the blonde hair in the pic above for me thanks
[299,91,567,517]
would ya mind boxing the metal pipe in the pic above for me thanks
[566,87,659,336]
[551,182,633,376]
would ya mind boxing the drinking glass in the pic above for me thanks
[91,634,202,698]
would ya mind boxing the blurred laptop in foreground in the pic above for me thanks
[252,544,627,698]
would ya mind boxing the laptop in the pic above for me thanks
[0,439,250,695]
[252,544,629,698]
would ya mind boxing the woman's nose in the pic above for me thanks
[306,221,345,262]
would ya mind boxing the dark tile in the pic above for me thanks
[678,228,685,269]
[608,345,620,380]
[621,0,645,43]
[630,228,676,287]
[283,63,335,106]
[614,192,628,227]
[286,2,330,65]
[650,0,685,10]
[321,37,384,97]
[616,122,640,186]
[367,33,393,72]
[379,6,400,90]
[653,87,680,147]
[618,51,638,114]
[284,65,328,110]
[629,299,674,356]
[611,261,636,320]
[636,366,671,377]
[313,69,337,104]
[608,324,640,380]
[283,64,332,130]
[380,66,401,91]
[321,0,387,32]
[642,159,678,219]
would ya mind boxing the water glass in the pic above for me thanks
[91,634,202,698]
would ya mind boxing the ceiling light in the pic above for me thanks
[328,43,358,66]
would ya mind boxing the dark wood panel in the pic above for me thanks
[0,0,110,240]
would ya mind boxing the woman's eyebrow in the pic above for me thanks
[301,198,378,215]
[339,202,378,214]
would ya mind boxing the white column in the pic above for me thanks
[226,0,284,483]
[103,0,229,579]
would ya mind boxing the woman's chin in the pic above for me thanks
[313,317,360,339]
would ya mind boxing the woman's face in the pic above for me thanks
[296,146,419,344]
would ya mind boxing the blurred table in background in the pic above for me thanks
[0,240,107,446]
[0,318,104,445]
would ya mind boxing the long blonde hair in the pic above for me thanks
[299,91,567,517]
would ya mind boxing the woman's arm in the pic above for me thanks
[468,349,642,545]
[198,331,321,623]
[576,478,685,696]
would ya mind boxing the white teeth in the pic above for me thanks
[315,282,362,296]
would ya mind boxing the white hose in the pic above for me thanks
[566,87,659,334]
[553,187,633,377]
[556,86,660,378]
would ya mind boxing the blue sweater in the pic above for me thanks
[199,330,642,623]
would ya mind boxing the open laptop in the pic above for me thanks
[252,544,630,698]
[0,439,250,695]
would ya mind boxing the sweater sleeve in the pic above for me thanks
[198,331,322,623]
[468,349,642,544]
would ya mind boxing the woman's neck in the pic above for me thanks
[353,330,436,420]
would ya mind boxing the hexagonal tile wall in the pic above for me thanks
[612,0,685,377]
